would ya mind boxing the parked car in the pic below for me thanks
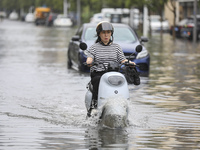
[25,13,34,22]
[149,15,170,32]
[0,11,6,20]
[53,14,72,27]
[90,13,103,23]
[45,13,58,26]
[170,18,188,38]
[67,23,150,76]
[180,15,200,40]
[9,11,19,20]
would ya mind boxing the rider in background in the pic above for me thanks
[86,21,139,116]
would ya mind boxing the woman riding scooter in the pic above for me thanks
[86,21,140,117]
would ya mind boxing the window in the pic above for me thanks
[84,26,137,43]
[114,27,136,43]
[84,27,96,41]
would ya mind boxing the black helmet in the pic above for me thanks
[96,21,114,36]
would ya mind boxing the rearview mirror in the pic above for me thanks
[136,45,142,53]
[140,36,148,42]
[72,35,80,41]
[79,42,87,50]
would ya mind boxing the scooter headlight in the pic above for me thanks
[108,76,125,86]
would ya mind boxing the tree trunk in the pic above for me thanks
[159,9,163,40]
[172,7,176,40]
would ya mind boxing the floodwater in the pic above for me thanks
[0,20,200,150]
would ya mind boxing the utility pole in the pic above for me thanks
[143,5,148,37]
[63,0,68,16]
[77,0,81,26]
[193,0,197,43]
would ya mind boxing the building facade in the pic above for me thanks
[165,0,199,25]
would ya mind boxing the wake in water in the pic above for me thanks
[84,97,129,129]
[83,96,157,130]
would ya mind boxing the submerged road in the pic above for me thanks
[0,19,200,149]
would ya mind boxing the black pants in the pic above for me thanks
[90,71,105,100]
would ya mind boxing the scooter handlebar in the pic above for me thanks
[84,61,139,73]
[120,61,139,68]
[83,62,99,67]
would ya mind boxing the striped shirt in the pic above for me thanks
[87,42,126,72]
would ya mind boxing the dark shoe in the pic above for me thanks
[87,99,97,117]
[87,108,92,117]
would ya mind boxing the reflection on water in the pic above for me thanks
[0,20,200,149]
[145,34,200,110]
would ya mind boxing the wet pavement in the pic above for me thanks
[0,19,200,150]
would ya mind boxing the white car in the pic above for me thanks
[9,11,19,20]
[25,13,34,23]
[149,15,170,32]
[53,15,72,27]
[90,13,103,23]
[0,11,6,18]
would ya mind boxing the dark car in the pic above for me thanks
[180,15,200,40]
[170,18,188,38]
[67,23,150,76]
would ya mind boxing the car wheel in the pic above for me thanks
[78,54,84,72]
[67,51,72,69]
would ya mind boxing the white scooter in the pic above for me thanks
[80,43,142,128]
